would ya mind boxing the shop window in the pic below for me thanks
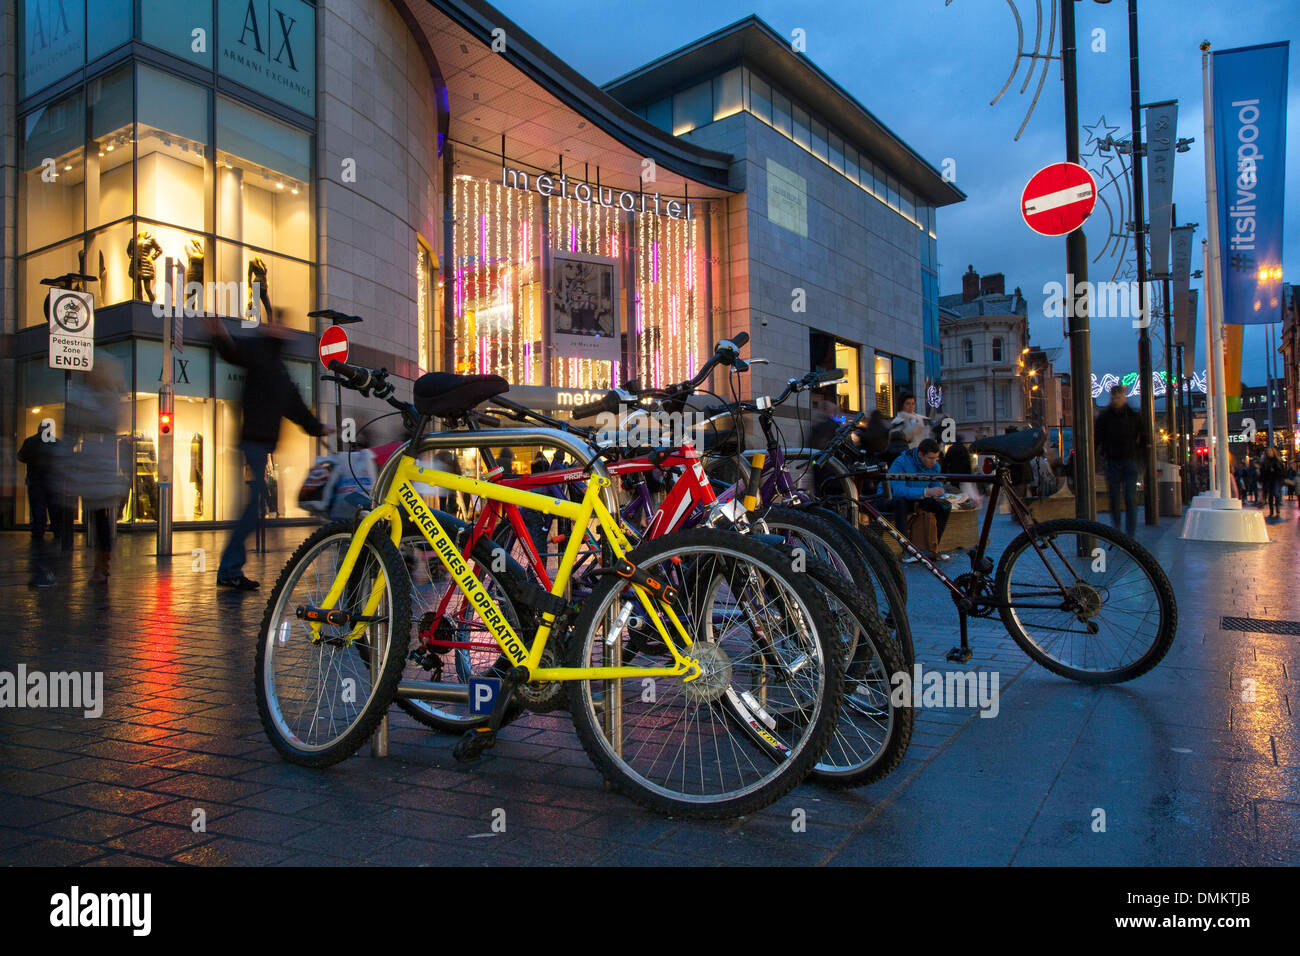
[712,68,743,121]
[215,241,312,331]
[132,341,211,523]
[748,72,772,123]
[811,331,861,412]
[892,355,914,405]
[216,96,312,261]
[88,65,133,229]
[417,237,434,374]
[85,221,136,306]
[672,81,712,135]
[19,239,83,329]
[18,0,84,97]
[874,353,894,417]
[19,89,85,254]
[772,90,792,137]
[137,65,210,233]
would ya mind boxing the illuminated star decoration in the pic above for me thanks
[1078,115,1135,283]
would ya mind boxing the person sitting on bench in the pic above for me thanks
[888,437,951,563]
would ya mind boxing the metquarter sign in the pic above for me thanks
[502,168,695,220]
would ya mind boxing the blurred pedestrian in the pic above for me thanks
[18,424,63,587]
[1095,384,1144,537]
[1259,445,1285,518]
[64,356,129,583]
[203,315,332,590]
[888,394,928,449]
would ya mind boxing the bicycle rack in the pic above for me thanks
[367,426,614,758]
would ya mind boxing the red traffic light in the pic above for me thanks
[159,411,172,435]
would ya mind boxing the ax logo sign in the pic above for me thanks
[219,0,316,114]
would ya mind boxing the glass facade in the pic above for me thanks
[449,150,702,393]
[17,62,315,330]
[15,8,320,530]
[16,346,317,526]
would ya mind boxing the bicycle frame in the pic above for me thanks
[314,451,704,683]
[846,466,1079,612]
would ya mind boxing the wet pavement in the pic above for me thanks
[1,500,1297,866]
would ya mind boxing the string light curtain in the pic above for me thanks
[451,175,541,383]
[454,173,700,390]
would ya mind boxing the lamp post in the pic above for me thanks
[1061,0,1098,522]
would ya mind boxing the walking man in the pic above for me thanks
[204,316,332,589]
[1094,384,1144,537]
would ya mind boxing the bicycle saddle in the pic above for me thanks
[413,372,509,418]
[970,427,1047,464]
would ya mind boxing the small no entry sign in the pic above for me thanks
[1021,162,1097,237]
[319,325,350,368]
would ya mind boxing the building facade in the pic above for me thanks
[2,0,961,529]
[938,267,1030,441]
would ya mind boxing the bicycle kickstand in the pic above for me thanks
[452,666,528,763]
[946,610,973,664]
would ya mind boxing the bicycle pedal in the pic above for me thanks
[945,646,973,664]
[452,727,496,763]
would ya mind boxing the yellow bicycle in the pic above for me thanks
[255,367,844,817]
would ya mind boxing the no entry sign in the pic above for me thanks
[319,325,350,368]
[1021,162,1097,236]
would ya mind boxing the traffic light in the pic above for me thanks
[158,385,174,437]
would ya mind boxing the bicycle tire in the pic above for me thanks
[566,529,843,819]
[803,561,913,787]
[803,503,908,604]
[786,505,914,666]
[994,517,1177,684]
[256,521,410,767]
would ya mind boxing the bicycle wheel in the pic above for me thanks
[256,521,410,766]
[752,507,912,784]
[803,562,912,787]
[994,518,1177,683]
[395,519,532,732]
[566,529,843,818]
[790,505,914,666]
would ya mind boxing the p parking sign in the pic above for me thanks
[468,677,501,716]
[47,289,95,371]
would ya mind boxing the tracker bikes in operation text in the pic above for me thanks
[255,348,853,819]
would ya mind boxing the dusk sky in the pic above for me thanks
[494,0,1298,388]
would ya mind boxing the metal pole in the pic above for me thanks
[1201,51,1233,500]
[1062,0,1096,522]
[1266,321,1276,447]
[1128,0,1158,524]
[1163,276,1176,460]
[156,260,176,557]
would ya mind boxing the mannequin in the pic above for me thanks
[185,238,205,312]
[247,257,271,322]
[127,231,163,301]
[190,432,204,519]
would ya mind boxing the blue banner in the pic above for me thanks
[1213,42,1289,324]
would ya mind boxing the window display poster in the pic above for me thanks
[217,0,316,116]
[137,341,211,399]
[551,251,620,362]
